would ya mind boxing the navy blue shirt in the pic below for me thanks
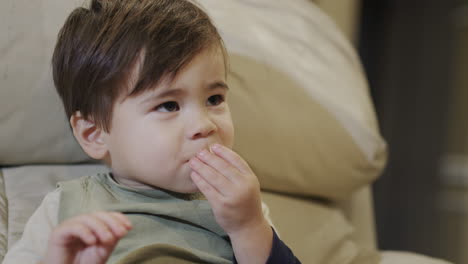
[233,228,301,264]
[266,229,301,264]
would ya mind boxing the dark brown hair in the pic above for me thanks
[52,0,226,132]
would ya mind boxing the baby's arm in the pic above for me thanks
[41,211,132,264]
[3,189,61,264]
[189,144,283,264]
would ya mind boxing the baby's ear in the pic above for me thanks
[70,111,108,160]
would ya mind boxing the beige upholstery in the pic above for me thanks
[227,54,386,199]
[0,0,90,165]
[0,0,387,201]
[0,171,7,260]
[0,0,452,263]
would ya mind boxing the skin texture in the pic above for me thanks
[44,47,272,264]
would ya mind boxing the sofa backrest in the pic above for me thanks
[0,0,386,254]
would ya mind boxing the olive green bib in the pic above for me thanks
[57,174,233,264]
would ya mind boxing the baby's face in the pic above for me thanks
[103,47,234,193]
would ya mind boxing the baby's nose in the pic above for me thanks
[188,115,217,140]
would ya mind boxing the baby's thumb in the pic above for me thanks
[96,243,117,264]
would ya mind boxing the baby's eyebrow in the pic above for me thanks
[139,81,229,105]
[154,89,185,99]
[137,89,183,106]
[208,81,229,91]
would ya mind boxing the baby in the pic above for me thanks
[3,0,300,263]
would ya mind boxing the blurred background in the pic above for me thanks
[315,0,466,263]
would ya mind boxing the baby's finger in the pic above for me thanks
[95,243,118,260]
[55,222,97,246]
[110,212,132,229]
[196,149,240,184]
[77,214,117,244]
[190,171,223,203]
[189,156,231,195]
[93,212,131,237]
[210,144,251,174]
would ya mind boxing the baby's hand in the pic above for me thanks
[189,144,268,235]
[189,144,273,263]
[43,211,132,264]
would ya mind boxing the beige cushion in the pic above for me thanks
[0,0,89,165]
[262,191,381,263]
[201,0,387,199]
[0,0,386,199]
[0,171,7,263]
[380,251,453,264]
[229,54,385,199]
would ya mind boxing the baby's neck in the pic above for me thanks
[108,172,204,200]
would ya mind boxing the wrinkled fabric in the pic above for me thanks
[58,174,233,264]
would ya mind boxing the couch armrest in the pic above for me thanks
[336,186,377,249]
[381,251,453,264]
[0,170,8,263]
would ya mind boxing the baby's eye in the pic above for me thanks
[207,95,225,106]
[155,101,180,112]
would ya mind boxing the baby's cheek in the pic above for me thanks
[220,120,235,148]
[219,131,233,150]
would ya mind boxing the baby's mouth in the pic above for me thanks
[185,144,217,164]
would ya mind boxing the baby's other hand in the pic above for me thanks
[43,211,132,264]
